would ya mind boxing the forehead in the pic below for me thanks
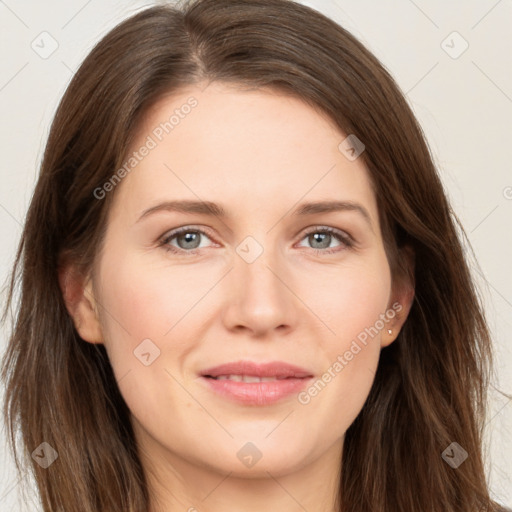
[109,82,379,228]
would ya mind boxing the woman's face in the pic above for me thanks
[76,82,411,480]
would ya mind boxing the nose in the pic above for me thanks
[221,243,299,337]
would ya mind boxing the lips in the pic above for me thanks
[200,360,313,379]
[199,360,314,405]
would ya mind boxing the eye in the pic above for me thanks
[297,226,354,254]
[159,226,216,255]
[159,225,354,256]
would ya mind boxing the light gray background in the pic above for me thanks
[0,0,511,510]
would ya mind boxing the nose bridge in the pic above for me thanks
[223,231,297,334]
[236,232,283,299]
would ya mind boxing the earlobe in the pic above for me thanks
[381,286,415,348]
[58,263,104,344]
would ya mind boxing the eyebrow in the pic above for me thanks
[137,199,373,230]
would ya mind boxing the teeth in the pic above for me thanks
[213,375,280,382]
[242,375,262,383]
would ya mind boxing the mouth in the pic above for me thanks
[203,374,302,382]
[200,360,313,379]
[199,360,314,405]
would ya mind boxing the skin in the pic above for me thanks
[62,82,414,512]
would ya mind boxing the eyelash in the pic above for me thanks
[159,225,354,256]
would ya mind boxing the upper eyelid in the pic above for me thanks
[302,225,352,239]
[161,225,217,243]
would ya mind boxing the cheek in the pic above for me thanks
[96,250,216,343]
[305,254,391,345]
[299,255,391,418]
[93,252,206,422]
[92,248,228,403]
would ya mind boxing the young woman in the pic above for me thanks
[2,0,509,511]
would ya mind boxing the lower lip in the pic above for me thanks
[201,376,312,405]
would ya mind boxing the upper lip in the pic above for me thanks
[201,360,313,379]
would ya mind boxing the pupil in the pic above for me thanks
[311,233,330,249]
[179,232,200,249]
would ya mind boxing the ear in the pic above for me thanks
[381,245,415,348]
[58,261,104,344]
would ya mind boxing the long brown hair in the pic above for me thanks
[1,0,505,510]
